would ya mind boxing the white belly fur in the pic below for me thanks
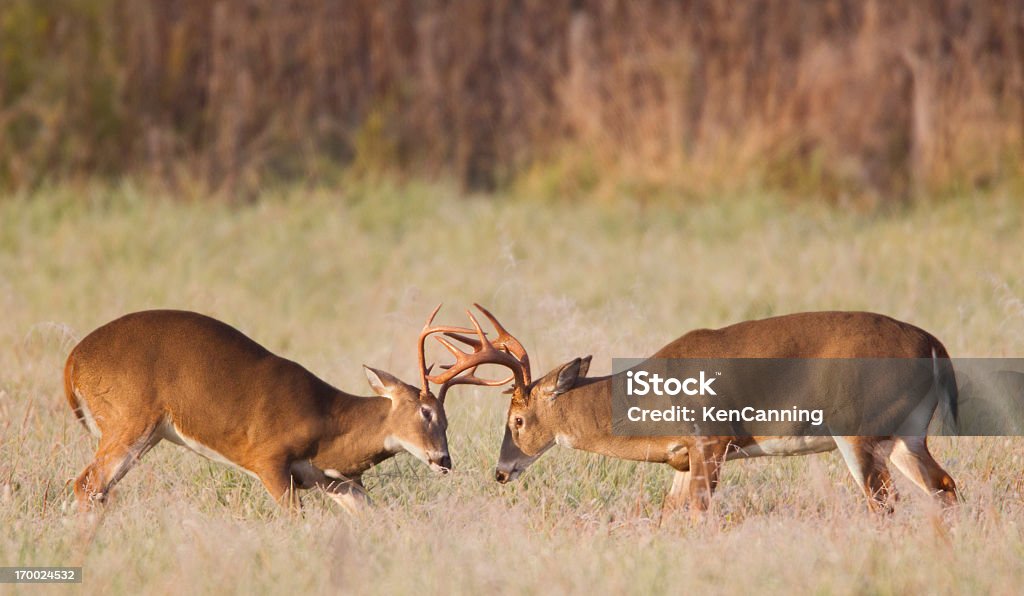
[733,436,837,458]
[160,419,259,480]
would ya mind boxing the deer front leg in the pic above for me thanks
[687,438,728,515]
[661,469,692,518]
[318,472,370,516]
[661,445,692,518]
[256,462,303,514]
[288,460,370,516]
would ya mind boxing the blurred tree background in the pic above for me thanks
[0,0,1021,202]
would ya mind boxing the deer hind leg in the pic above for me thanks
[889,436,958,507]
[834,436,896,513]
[74,421,161,511]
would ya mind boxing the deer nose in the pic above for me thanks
[495,469,510,483]
[435,454,452,472]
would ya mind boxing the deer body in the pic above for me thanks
[442,307,959,515]
[65,309,463,513]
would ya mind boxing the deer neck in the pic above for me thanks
[546,379,674,464]
[543,385,606,452]
[313,392,395,476]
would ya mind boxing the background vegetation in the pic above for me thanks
[1,185,1023,594]
[1,0,1022,201]
[2,1,1023,594]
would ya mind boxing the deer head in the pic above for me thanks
[371,304,494,473]
[425,304,589,482]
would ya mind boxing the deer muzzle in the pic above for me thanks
[428,453,452,474]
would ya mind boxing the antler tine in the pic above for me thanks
[417,303,442,390]
[463,308,526,367]
[473,303,532,384]
[422,302,442,330]
[444,331,482,349]
[446,366,515,388]
[464,310,493,349]
[433,334,471,361]
[472,303,526,355]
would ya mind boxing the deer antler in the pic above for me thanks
[471,303,531,385]
[436,365,514,402]
[417,304,480,395]
[426,305,531,400]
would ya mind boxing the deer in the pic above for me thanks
[63,306,485,514]
[431,304,960,516]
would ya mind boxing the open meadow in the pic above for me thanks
[2,183,1024,594]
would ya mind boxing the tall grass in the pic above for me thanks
[1,1,1022,199]
[1,183,1023,593]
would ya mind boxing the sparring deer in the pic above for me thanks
[64,306,481,514]
[434,305,959,515]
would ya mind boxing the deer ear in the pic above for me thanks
[363,366,403,400]
[550,357,585,398]
[577,355,593,378]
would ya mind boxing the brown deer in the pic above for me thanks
[64,306,483,514]
[435,305,959,515]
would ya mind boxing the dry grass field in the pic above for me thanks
[2,183,1024,594]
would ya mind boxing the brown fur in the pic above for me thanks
[496,311,959,516]
[65,310,451,513]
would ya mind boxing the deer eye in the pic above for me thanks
[420,406,433,422]
[514,416,524,428]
